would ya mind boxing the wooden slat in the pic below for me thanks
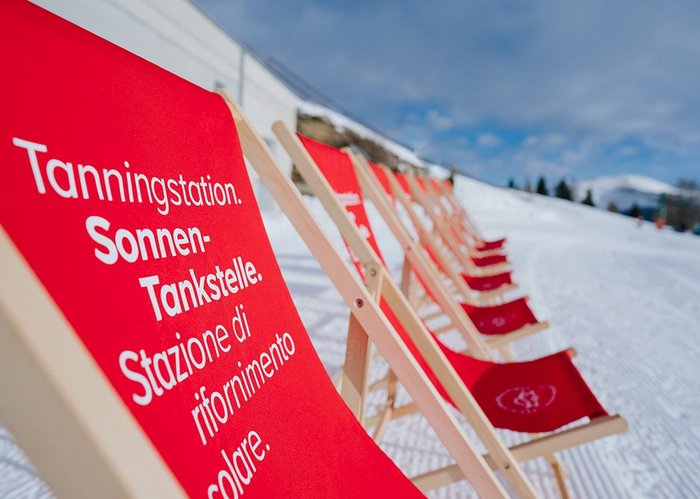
[484,321,551,348]
[412,415,628,492]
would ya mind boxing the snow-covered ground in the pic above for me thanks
[264,176,700,498]
[2,176,699,497]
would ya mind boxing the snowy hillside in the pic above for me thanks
[574,174,678,211]
[2,175,699,498]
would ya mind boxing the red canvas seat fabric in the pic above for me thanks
[477,238,507,251]
[1,3,423,497]
[472,254,509,267]
[461,298,538,336]
[437,344,608,433]
[461,272,513,292]
[299,136,608,434]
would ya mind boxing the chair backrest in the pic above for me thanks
[0,2,427,497]
[296,136,469,387]
[297,136,387,276]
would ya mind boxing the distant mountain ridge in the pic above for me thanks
[574,174,677,211]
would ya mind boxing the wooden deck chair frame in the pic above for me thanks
[435,178,492,247]
[346,154,548,359]
[405,174,511,277]
[266,119,627,498]
[422,178,507,259]
[346,155,575,496]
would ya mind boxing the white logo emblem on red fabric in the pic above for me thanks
[490,316,507,328]
[495,385,557,414]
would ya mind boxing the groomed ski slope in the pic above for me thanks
[266,176,700,498]
[1,176,699,498]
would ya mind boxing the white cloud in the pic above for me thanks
[476,133,501,148]
[617,146,638,157]
[427,109,454,130]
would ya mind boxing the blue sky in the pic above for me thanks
[195,0,700,186]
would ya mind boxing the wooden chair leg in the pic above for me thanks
[548,453,570,499]
[373,370,398,442]
[530,431,569,499]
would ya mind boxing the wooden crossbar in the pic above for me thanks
[484,321,551,348]
[364,402,420,428]
[411,415,628,492]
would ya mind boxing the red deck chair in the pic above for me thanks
[278,131,625,496]
[0,2,507,497]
